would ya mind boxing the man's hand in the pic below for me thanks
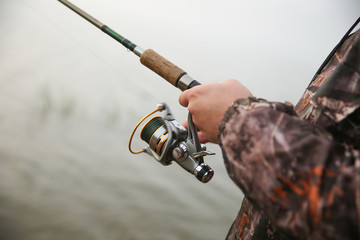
[179,79,252,143]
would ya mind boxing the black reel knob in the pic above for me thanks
[194,163,214,183]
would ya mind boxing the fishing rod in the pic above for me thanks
[58,0,200,91]
[58,0,215,183]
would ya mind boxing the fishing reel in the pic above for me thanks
[129,103,215,183]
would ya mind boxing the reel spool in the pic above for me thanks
[141,116,168,157]
[129,103,214,183]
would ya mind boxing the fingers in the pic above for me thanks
[181,119,188,129]
[178,84,204,107]
[198,132,209,144]
[181,119,209,143]
[178,89,190,107]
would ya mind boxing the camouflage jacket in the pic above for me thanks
[219,25,360,240]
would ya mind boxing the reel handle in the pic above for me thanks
[140,49,200,91]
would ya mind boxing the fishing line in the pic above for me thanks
[57,0,201,92]
[17,0,160,103]
[20,0,215,183]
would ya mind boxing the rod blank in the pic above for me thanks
[58,0,200,90]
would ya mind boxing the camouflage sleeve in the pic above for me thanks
[218,97,360,240]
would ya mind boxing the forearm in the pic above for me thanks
[218,97,360,239]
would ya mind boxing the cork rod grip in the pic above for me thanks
[140,49,186,87]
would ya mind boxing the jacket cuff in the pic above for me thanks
[218,97,295,141]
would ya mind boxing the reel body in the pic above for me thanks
[129,103,214,183]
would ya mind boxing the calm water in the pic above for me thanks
[0,1,242,239]
[2,1,358,239]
